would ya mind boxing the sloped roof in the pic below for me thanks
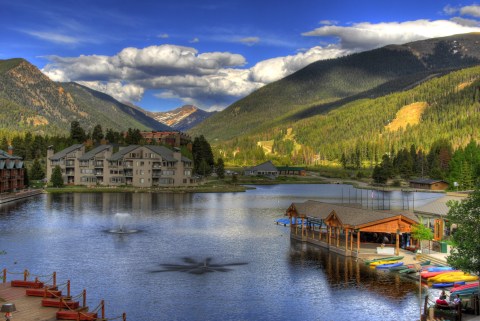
[78,145,112,161]
[108,145,192,163]
[414,194,466,216]
[410,178,448,185]
[246,160,278,172]
[0,149,21,160]
[49,144,84,161]
[109,145,140,161]
[288,200,418,228]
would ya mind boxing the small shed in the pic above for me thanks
[414,194,466,240]
[409,179,449,191]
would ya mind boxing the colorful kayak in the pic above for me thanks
[376,262,403,269]
[428,271,466,282]
[427,266,454,272]
[432,281,466,288]
[370,260,401,267]
[364,256,404,265]
[432,274,478,284]
[421,270,460,279]
[451,282,479,293]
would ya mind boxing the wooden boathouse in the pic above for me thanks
[286,201,419,257]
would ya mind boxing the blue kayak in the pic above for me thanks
[376,262,403,269]
[432,281,466,288]
[427,267,454,272]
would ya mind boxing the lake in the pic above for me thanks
[0,184,443,320]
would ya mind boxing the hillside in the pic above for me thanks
[215,64,480,166]
[189,33,480,142]
[149,105,215,131]
[0,58,171,135]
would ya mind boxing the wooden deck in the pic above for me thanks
[0,282,57,321]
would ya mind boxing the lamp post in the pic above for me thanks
[1,303,16,321]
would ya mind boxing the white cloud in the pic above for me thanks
[319,20,338,25]
[249,45,348,83]
[450,17,480,27]
[302,19,480,50]
[460,5,480,17]
[238,37,260,46]
[78,81,145,102]
[21,30,80,44]
[189,37,199,43]
[41,16,480,111]
[157,33,169,38]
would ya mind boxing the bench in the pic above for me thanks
[376,247,395,255]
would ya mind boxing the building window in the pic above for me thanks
[140,178,144,184]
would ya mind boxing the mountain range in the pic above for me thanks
[189,33,480,142]
[2,33,480,166]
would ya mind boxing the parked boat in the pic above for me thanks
[433,274,479,283]
[451,282,479,293]
[432,281,466,288]
[421,270,460,279]
[427,271,466,282]
[376,262,403,269]
[364,256,404,265]
[370,260,402,267]
[427,266,454,272]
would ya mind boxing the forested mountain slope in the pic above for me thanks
[190,33,480,142]
[215,65,480,166]
[0,58,171,137]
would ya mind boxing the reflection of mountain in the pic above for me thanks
[289,240,417,299]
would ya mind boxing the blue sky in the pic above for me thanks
[1,0,480,112]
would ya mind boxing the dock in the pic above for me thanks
[0,189,43,204]
[0,282,57,321]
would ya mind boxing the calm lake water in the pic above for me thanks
[0,184,443,321]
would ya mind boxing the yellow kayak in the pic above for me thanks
[428,271,465,282]
[434,275,479,283]
[370,260,400,266]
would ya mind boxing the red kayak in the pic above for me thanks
[451,282,479,293]
[421,270,460,279]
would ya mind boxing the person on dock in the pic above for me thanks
[453,294,461,306]
[436,290,448,306]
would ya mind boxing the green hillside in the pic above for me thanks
[214,65,480,166]
[190,33,480,142]
[0,58,171,136]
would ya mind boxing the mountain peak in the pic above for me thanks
[150,105,215,131]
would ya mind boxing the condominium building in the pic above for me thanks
[0,147,25,193]
[47,144,195,187]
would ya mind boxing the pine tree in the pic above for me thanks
[70,121,86,143]
[216,158,225,179]
[30,159,45,180]
[92,124,104,144]
[50,166,64,188]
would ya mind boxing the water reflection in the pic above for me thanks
[289,240,418,300]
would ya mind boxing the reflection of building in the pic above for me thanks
[414,193,466,241]
[47,144,195,187]
[286,201,418,257]
[409,179,448,190]
[0,147,25,193]
[140,131,192,150]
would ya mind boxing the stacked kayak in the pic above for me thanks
[429,272,478,284]
[450,282,479,295]
[364,256,403,265]
[376,262,403,269]
[432,281,466,288]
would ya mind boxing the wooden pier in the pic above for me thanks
[0,189,43,204]
[0,282,57,321]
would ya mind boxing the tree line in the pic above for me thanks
[1,121,222,185]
